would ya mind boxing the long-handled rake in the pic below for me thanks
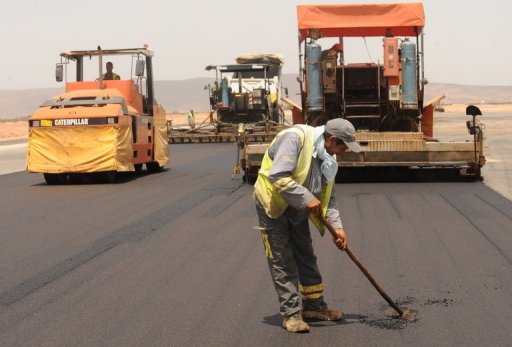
[320,216,418,321]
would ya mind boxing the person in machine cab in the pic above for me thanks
[322,43,342,59]
[103,62,121,80]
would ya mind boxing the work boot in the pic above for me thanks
[282,313,310,333]
[303,304,343,321]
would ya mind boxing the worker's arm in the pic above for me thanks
[267,132,315,210]
[326,185,342,228]
[327,185,348,250]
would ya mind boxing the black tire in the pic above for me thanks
[44,173,68,185]
[81,173,94,184]
[146,161,164,173]
[44,173,60,185]
[105,171,117,183]
[68,173,83,184]
[244,168,259,185]
[134,164,143,173]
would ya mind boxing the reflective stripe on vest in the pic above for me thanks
[254,124,334,235]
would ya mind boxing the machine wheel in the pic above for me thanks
[105,171,117,183]
[146,161,164,173]
[68,173,84,184]
[134,164,143,173]
[379,115,418,132]
[244,168,259,185]
[44,173,68,185]
[80,173,94,184]
[44,173,59,185]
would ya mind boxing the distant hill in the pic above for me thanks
[1,76,511,119]
[154,78,214,113]
[0,88,61,119]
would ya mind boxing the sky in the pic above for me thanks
[0,0,510,90]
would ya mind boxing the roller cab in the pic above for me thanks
[27,47,169,184]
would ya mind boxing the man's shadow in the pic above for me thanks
[262,312,365,328]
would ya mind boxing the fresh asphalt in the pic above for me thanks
[0,143,511,346]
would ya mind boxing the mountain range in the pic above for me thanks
[1,74,511,119]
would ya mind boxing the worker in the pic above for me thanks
[211,81,219,99]
[210,81,220,108]
[103,62,121,80]
[322,43,342,59]
[254,118,361,333]
[187,109,195,129]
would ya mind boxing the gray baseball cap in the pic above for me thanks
[324,118,362,153]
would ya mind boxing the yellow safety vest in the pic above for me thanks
[254,124,334,235]
[102,72,120,80]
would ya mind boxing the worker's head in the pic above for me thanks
[106,62,114,73]
[323,118,361,155]
[332,43,342,52]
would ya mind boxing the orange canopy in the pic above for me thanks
[297,3,424,40]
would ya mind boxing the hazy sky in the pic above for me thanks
[1,0,510,90]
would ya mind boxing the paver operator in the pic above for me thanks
[254,118,361,333]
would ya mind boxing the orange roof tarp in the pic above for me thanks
[297,3,425,40]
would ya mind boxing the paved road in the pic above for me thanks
[0,140,26,176]
[1,143,511,346]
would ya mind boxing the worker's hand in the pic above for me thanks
[306,197,322,217]
[332,228,348,251]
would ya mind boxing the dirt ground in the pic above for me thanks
[0,121,28,142]
[442,103,512,113]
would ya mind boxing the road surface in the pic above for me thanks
[0,140,26,176]
[1,143,511,346]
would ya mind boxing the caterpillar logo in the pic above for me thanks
[54,118,89,126]
[30,117,118,127]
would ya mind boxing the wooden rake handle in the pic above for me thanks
[320,216,404,316]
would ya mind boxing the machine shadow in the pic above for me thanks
[31,168,169,186]
[336,167,481,183]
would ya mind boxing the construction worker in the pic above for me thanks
[254,118,361,333]
[211,81,219,99]
[103,62,121,80]
[322,43,342,59]
[187,109,195,129]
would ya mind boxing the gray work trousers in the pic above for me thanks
[256,200,325,317]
